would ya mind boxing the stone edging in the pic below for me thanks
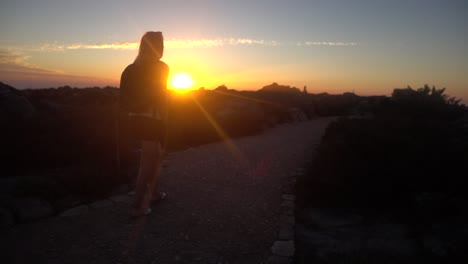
[59,194,132,217]
[266,167,303,264]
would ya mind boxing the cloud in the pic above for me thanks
[166,38,355,48]
[0,49,60,75]
[10,38,358,52]
[0,49,30,65]
[0,38,358,88]
[303,41,358,46]
[0,48,65,76]
[33,42,139,51]
[0,48,116,88]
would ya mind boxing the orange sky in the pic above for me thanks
[1,1,466,102]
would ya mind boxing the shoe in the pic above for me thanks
[151,192,167,204]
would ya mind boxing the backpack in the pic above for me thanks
[119,63,155,113]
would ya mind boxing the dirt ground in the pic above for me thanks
[0,118,332,264]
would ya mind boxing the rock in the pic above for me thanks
[13,198,54,222]
[110,184,131,195]
[306,208,363,228]
[278,226,294,240]
[282,206,294,216]
[294,168,305,174]
[279,215,295,225]
[0,207,15,228]
[271,240,295,257]
[0,194,15,209]
[266,255,292,264]
[60,205,89,217]
[364,225,416,256]
[0,82,35,121]
[109,195,131,203]
[281,194,295,201]
[53,196,82,211]
[292,171,304,177]
[422,236,447,257]
[15,176,67,201]
[296,222,417,259]
[0,178,18,196]
[281,200,294,208]
[161,159,170,168]
[89,200,113,209]
[296,226,336,247]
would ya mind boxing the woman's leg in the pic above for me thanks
[148,141,163,199]
[133,140,160,211]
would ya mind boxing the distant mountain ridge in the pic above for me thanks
[258,82,301,93]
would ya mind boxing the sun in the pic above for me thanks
[171,73,194,90]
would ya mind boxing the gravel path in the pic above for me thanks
[1,118,332,264]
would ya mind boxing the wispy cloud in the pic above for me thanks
[303,41,358,46]
[8,38,358,52]
[0,38,358,88]
[0,49,30,65]
[0,48,116,88]
[0,49,61,75]
[165,38,282,48]
[32,42,139,51]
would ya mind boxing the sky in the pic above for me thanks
[1,0,467,100]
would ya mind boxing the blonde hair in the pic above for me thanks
[134,31,164,63]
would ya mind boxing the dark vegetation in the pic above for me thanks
[298,85,467,209]
[296,85,468,262]
[3,79,467,228]
[0,82,360,207]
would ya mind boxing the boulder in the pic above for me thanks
[271,240,295,257]
[0,82,35,121]
[296,222,417,260]
[13,198,54,222]
[306,208,363,228]
[15,176,67,201]
[282,194,295,201]
[0,178,18,197]
[0,207,15,228]
[89,199,113,209]
[60,205,89,217]
[422,236,447,257]
[267,255,292,264]
[53,196,82,212]
[109,194,131,203]
[278,226,295,240]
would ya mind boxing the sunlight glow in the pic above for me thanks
[190,95,245,163]
[171,73,194,90]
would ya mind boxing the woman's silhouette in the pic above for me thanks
[119,31,169,216]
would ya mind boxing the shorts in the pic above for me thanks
[127,115,165,142]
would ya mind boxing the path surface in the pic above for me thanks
[1,118,332,264]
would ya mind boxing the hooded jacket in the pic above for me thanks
[119,32,169,114]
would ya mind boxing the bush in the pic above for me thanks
[2,86,308,199]
[299,85,468,209]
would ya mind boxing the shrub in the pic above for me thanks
[299,85,468,209]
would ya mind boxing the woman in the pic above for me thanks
[119,31,169,216]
